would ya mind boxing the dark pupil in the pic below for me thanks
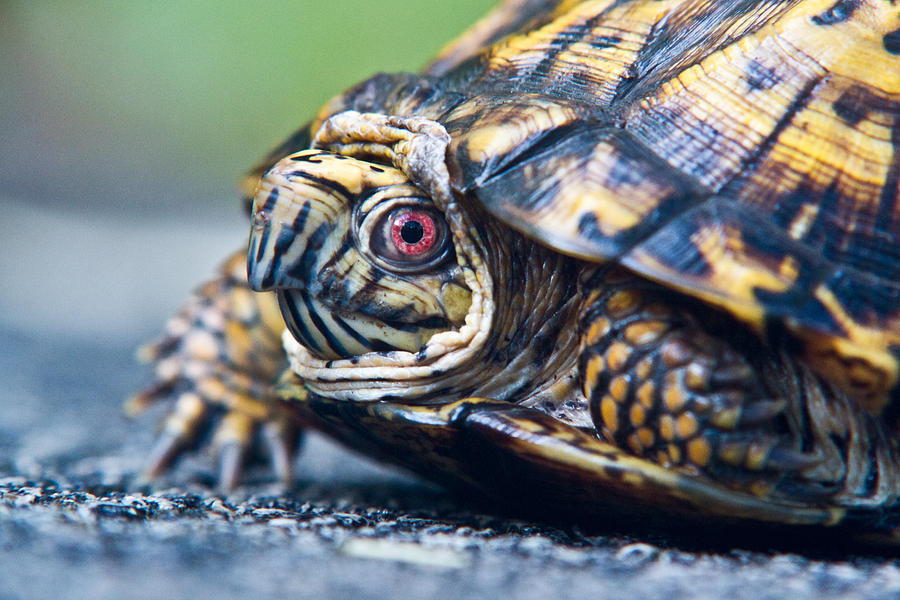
[400,220,424,245]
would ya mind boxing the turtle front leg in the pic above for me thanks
[578,269,900,503]
[129,249,301,489]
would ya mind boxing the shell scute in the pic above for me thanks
[427,0,900,404]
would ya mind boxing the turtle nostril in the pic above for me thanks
[251,210,269,231]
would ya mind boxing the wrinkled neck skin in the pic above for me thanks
[283,198,585,407]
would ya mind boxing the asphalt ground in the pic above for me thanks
[4,330,900,600]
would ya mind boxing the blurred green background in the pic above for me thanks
[0,1,492,341]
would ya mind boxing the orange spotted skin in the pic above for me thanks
[577,268,859,498]
[136,0,900,540]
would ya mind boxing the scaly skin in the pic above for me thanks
[579,267,900,505]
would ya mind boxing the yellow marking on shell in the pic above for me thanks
[636,381,656,410]
[675,413,699,440]
[624,321,669,347]
[629,31,824,189]
[797,285,900,411]
[604,341,632,372]
[484,137,693,261]
[600,395,619,433]
[787,202,821,240]
[583,355,606,394]
[763,89,896,195]
[585,317,612,345]
[692,225,795,329]
[629,403,647,428]
[628,225,799,336]
[566,138,683,237]
[687,438,713,468]
[776,0,900,94]
[461,100,579,165]
[659,415,676,442]
[485,0,620,73]
[609,375,630,403]
[537,0,684,101]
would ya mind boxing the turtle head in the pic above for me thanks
[246,111,579,404]
[247,149,472,362]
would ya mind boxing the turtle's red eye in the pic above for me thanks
[390,211,437,256]
[368,206,449,271]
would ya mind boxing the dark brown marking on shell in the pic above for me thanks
[810,0,860,26]
[884,28,900,55]
[879,114,900,236]
[768,179,820,232]
[724,77,822,192]
[525,13,612,85]
[745,59,778,92]
[832,86,873,126]
[620,0,804,105]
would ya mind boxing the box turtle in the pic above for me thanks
[133,0,900,540]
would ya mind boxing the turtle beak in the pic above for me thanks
[246,174,319,293]
[247,196,290,292]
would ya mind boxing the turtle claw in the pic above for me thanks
[142,392,209,478]
[764,445,823,472]
[738,399,787,427]
[262,418,302,487]
[216,441,248,492]
[136,332,182,363]
[143,431,188,481]
[124,379,176,416]
[211,411,256,491]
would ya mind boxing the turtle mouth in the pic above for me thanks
[276,288,451,361]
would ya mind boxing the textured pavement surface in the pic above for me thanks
[3,328,900,600]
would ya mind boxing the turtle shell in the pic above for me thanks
[246,0,899,408]
[436,0,900,411]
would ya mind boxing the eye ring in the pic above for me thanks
[364,205,450,273]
